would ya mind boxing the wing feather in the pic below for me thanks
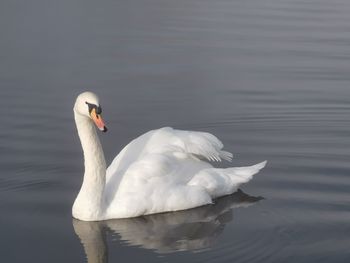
[170,129,233,162]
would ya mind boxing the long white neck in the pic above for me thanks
[73,111,106,221]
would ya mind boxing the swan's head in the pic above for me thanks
[74,91,107,132]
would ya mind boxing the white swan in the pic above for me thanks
[73,91,266,221]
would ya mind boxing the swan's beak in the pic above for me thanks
[90,108,108,132]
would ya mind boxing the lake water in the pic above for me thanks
[1,0,350,262]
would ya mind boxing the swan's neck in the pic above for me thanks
[73,111,106,221]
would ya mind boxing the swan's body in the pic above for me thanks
[73,92,266,221]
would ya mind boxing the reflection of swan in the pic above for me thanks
[73,190,263,261]
[73,92,266,221]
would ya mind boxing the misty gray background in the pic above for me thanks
[1,0,350,262]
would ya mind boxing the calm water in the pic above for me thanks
[1,0,350,262]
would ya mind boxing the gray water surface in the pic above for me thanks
[1,0,350,262]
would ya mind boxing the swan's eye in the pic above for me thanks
[85,102,94,113]
[85,102,102,114]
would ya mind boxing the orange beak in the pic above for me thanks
[90,108,107,132]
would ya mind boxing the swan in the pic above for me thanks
[73,91,266,221]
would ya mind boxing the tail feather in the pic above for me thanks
[230,161,267,178]
[188,161,267,199]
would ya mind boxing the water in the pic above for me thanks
[1,0,350,262]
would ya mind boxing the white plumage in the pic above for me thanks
[72,92,266,221]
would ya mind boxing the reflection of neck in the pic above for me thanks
[73,112,106,221]
[73,220,108,263]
